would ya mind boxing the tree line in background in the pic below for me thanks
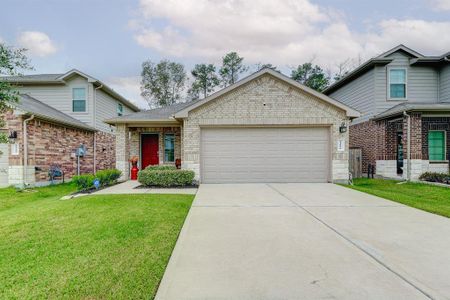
[140,52,361,108]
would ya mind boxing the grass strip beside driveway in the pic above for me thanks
[0,184,194,299]
[345,178,450,218]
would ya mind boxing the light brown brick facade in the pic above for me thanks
[182,74,350,182]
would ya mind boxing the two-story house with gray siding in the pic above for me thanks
[0,69,139,187]
[324,45,450,180]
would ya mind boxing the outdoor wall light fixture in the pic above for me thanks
[339,123,347,133]
[8,131,18,143]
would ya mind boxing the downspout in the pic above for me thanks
[23,114,35,187]
[93,84,103,173]
[403,111,411,181]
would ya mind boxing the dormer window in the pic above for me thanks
[117,103,123,116]
[72,88,86,112]
[388,68,407,100]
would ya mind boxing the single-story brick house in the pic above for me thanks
[106,68,360,183]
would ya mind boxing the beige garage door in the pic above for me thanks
[201,127,330,183]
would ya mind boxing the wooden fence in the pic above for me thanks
[349,148,362,179]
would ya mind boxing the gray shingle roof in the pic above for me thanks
[1,69,140,111]
[14,94,96,131]
[374,102,450,120]
[324,45,449,95]
[3,74,63,83]
[105,99,202,123]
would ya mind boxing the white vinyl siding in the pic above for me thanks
[72,88,86,112]
[95,89,135,132]
[329,69,375,124]
[18,75,94,126]
[440,65,450,102]
[16,75,136,133]
[201,127,330,183]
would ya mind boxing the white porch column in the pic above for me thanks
[116,124,130,181]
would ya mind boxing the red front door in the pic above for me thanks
[141,134,159,169]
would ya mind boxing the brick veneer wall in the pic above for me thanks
[5,110,116,183]
[182,73,350,182]
[349,121,378,173]
[23,118,95,181]
[350,119,403,173]
[95,131,116,171]
[403,113,422,160]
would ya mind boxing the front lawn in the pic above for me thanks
[346,178,450,218]
[0,184,194,299]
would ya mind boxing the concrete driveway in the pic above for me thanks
[156,184,450,300]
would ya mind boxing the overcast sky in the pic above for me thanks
[1,0,450,108]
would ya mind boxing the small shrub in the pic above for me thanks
[145,165,177,171]
[419,172,450,184]
[72,169,121,192]
[72,174,95,191]
[138,169,195,187]
[95,169,122,187]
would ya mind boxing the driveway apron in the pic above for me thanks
[156,183,450,300]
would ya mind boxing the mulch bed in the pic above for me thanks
[134,184,199,189]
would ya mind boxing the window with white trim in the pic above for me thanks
[164,134,175,162]
[117,103,123,116]
[72,88,86,112]
[389,69,407,99]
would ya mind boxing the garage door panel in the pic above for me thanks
[201,127,330,183]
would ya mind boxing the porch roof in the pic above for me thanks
[104,100,201,125]
[373,102,450,120]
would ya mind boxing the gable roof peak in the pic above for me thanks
[174,67,360,119]
[377,44,424,58]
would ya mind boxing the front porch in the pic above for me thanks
[115,124,182,180]
[376,113,450,180]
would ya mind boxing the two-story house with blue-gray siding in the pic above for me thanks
[324,45,450,180]
[0,69,139,187]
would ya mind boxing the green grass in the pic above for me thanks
[345,178,450,218]
[0,183,194,299]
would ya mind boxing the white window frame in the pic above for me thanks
[428,130,447,162]
[387,68,407,101]
[117,103,123,116]
[163,133,175,163]
[11,143,19,156]
[72,87,87,113]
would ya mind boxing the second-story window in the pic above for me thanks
[389,69,407,99]
[72,88,86,112]
[117,103,123,116]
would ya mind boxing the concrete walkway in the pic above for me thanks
[92,180,197,195]
[156,183,450,300]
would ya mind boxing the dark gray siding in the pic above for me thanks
[329,69,375,124]
[374,52,439,116]
[440,65,450,102]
